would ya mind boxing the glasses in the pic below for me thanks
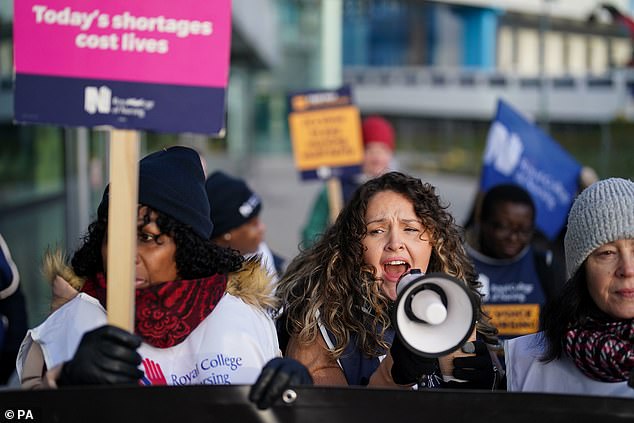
[486,222,534,240]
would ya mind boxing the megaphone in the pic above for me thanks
[394,270,476,358]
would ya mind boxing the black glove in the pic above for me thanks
[390,334,441,386]
[58,325,144,386]
[440,340,497,390]
[249,358,313,410]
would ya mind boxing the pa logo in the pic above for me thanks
[84,85,112,115]
[483,121,523,176]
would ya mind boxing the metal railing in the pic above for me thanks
[344,66,634,123]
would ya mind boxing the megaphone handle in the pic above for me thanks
[438,328,477,382]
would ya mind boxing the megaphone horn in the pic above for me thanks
[394,270,476,358]
[404,282,448,325]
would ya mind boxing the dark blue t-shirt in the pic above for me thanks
[466,245,546,339]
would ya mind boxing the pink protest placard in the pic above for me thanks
[14,0,231,88]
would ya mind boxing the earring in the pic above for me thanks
[223,233,231,241]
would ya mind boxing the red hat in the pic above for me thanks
[361,115,395,151]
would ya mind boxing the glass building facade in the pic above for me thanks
[343,1,497,69]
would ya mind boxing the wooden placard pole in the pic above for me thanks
[106,129,140,332]
[327,176,343,224]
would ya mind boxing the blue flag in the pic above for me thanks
[481,100,581,240]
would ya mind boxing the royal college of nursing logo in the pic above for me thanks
[140,358,167,386]
[84,85,155,119]
[84,86,112,114]
[483,121,524,176]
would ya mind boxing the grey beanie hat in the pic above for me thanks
[564,177,634,279]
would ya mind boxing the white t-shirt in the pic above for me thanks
[505,332,634,398]
[17,292,280,385]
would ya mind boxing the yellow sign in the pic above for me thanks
[288,105,364,171]
[483,303,540,336]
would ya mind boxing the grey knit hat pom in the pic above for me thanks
[564,177,634,279]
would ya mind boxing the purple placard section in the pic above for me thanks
[15,74,226,135]
[299,164,363,181]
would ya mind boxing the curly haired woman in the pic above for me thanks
[276,171,500,389]
[17,146,280,389]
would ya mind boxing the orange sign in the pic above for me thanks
[289,105,363,171]
[287,87,363,179]
[483,303,540,336]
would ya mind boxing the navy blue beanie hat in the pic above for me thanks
[98,146,213,239]
[205,171,262,238]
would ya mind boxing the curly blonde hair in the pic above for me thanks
[277,172,497,359]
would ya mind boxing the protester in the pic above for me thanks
[301,115,397,248]
[465,165,599,281]
[0,234,28,385]
[206,171,285,283]
[16,146,280,388]
[505,177,634,397]
[464,184,565,341]
[278,171,500,388]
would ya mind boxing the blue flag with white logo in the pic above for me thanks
[480,100,581,240]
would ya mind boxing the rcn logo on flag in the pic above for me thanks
[483,120,523,176]
[480,100,582,240]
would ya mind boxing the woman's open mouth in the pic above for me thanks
[382,259,410,282]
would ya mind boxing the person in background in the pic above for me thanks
[464,184,565,344]
[0,234,28,385]
[301,115,396,248]
[16,146,280,389]
[465,166,599,282]
[206,171,285,283]
[505,177,634,397]
[278,171,501,389]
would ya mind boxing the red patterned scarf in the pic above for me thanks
[82,273,227,348]
[564,317,634,382]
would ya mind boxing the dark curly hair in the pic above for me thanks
[71,205,243,280]
[277,171,497,359]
